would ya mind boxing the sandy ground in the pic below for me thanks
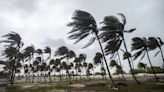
[0,74,163,89]
[11,74,164,88]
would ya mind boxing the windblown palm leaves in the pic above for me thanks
[55,46,76,60]
[93,52,103,65]
[44,46,51,61]
[131,37,147,61]
[100,13,140,84]
[0,31,24,48]
[147,37,164,64]
[79,54,86,62]
[2,47,17,60]
[131,37,159,81]
[67,10,97,48]
[0,31,23,85]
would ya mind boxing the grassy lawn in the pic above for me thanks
[7,80,164,92]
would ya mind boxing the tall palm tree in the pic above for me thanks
[100,14,140,84]
[49,59,55,82]
[35,49,45,82]
[0,31,24,85]
[23,45,35,83]
[131,37,158,81]
[67,10,116,88]
[148,37,164,65]
[44,46,52,82]
[35,56,42,82]
[54,59,61,80]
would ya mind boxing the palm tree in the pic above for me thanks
[93,52,105,79]
[74,57,80,81]
[67,10,116,88]
[83,62,88,79]
[109,60,122,79]
[23,45,35,83]
[35,56,42,82]
[131,37,159,81]
[0,31,24,85]
[148,37,164,65]
[44,46,52,82]
[100,14,140,84]
[54,59,61,80]
[40,62,47,82]
[35,49,45,82]
[49,59,55,82]
[44,46,51,61]
[55,46,76,82]
[137,62,147,77]
[87,63,94,79]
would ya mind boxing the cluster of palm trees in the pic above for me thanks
[67,9,164,88]
[0,32,99,84]
[0,10,163,88]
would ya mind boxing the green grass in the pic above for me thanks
[7,82,164,92]
[7,84,73,92]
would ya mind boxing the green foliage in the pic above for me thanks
[113,69,126,75]
[147,67,164,73]
[130,67,164,74]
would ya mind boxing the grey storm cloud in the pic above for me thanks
[0,0,164,73]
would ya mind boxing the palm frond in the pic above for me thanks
[154,50,160,57]
[82,36,96,48]
[132,49,144,60]
[118,13,126,25]
[124,28,136,33]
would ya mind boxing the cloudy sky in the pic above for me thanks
[0,0,164,73]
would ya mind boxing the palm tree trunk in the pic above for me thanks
[10,67,15,85]
[146,49,159,81]
[130,58,135,69]
[76,68,78,81]
[122,37,140,84]
[44,71,46,83]
[96,34,117,88]
[117,52,125,80]
[159,47,164,65]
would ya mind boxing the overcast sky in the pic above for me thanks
[0,0,164,73]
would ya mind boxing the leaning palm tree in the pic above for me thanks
[44,46,51,61]
[67,10,116,88]
[35,49,45,82]
[44,46,52,82]
[23,45,35,83]
[100,14,140,84]
[131,37,159,81]
[0,31,24,85]
[148,37,164,65]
